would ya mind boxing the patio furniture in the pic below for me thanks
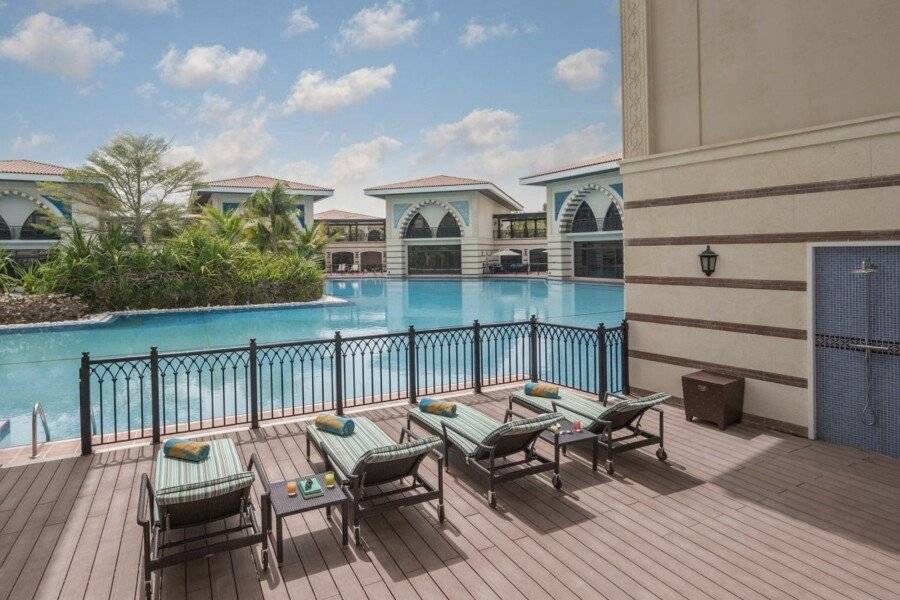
[537,418,602,471]
[682,370,745,429]
[306,416,444,545]
[509,386,670,475]
[407,403,563,508]
[137,438,270,600]
[269,474,349,563]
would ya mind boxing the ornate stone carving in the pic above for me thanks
[621,0,650,158]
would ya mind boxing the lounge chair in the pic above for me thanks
[509,386,669,474]
[306,416,444,545]
[137,438,270,600]
[407,403,563,508]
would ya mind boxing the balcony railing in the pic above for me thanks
[78,317,628,454]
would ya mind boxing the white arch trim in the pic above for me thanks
[557,183,623,234]
[396,198,466,239]
[0,188,67,223]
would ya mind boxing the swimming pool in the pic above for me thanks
[0,278,623,446]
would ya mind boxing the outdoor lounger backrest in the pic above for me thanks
[350,436,442,486]
[570,392,669,432]
[475,413,563,459]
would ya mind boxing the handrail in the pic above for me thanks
[32,402,50,458]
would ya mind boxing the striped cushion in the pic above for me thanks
[307,416,440,482]
[511,388,669,432]
[412,404,560,457]
[154,438,253,507]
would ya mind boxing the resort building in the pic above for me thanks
[520,154,624,280]
[316,209,386,273]
[620,0,900,452]
[364,175,524,277]
[193,175,333,227]
[0,160,74,261]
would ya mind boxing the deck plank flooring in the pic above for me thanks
[0,389,898,600]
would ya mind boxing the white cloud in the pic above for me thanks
[13,132,54,152]
[157,45,266,88]
[38,0,177,12]
[459,20,536,47]
[195,92,267,128]
[282,64,396,113]
[327,135,402,183]
[284,6,318,37]
[423,109,518,151]
[554,48,610,91]
[168,118,273,177]
[135,81,157,99]
[0,12,123,80]
[337,2,419,50]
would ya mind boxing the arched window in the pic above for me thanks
[0,216,10,240]
[19,210,59,240]
[570,202,597,233]
[435,212,461,237]
[405,213,432,238]
[602,203,622,231]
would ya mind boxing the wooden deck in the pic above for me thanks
[0,389,898,600]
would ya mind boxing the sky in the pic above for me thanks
[0,0,622,216]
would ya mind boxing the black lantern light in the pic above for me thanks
[699,245,718,277]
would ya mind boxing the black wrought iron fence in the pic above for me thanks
[79,316,628,454]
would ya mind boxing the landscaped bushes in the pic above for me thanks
[22,226,324,311]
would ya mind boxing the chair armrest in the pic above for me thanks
[503,408,534,422]
[137,473,153,526]
[247,453,271,494]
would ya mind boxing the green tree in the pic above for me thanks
[294,223,342,261]
[41,133,204,246]
[198,206,246,245]
[242,182,302,252]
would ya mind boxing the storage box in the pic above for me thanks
[681,370,745,430]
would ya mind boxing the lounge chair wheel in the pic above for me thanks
[606,463,615,475]
[262,548,269,571]
[656,448,668,461]
[145,581,152,599]
[438,504,445,522]
[488,491,497,509]
[553,475,563,490]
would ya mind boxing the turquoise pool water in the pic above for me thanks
[0,278,623,446]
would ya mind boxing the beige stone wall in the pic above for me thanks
[639,0,900,154]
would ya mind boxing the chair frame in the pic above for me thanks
[137,453,270,600]
[408,408,561,508]
[306,426,444,545]
[509,391,667,475]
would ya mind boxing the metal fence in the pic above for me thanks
[78,316,628,454]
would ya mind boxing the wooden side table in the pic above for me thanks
[539,420,601,471]
[269,474,349,563]
[681,370,745,430]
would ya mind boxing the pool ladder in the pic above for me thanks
[31,402,50,459]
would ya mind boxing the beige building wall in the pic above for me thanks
[620,0,900,434]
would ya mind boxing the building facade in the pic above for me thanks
[619,0,900,451]
[316,209,386,273]
[520,154,624,280]
[194,175,333,227]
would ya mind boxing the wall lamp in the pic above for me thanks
[699,245,718,277]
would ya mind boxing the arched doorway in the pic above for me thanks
[19,210,59,240]
[570,202,598,233]
[0,216,11,240]
[360,251,383,272]
[602,203,622,231]
[528,248,548,272]
[331,251,354,272]
[435,212,461,237]
[405,213,432,238]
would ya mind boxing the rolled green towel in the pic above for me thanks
[163,438,210,462]
[524,382,560,399]
[315,414,355,436]
[419,397,457,417]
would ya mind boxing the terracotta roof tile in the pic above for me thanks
[204,174,332,192]
[522,152,622,180]
[315,209,383,221]
[366,175,490,191]
[0,159,68,176]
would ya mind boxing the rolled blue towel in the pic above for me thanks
[315,414,355,436]
[524,382,560,399]
[419,397,457,417]
[163,438,210,462]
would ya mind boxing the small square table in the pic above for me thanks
[540,420,601,471]
[269,474,349,563]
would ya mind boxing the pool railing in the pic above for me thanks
[78,316,628,454]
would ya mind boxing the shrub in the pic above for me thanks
[24,224,324,311]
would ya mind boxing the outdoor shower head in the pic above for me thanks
[851,259,878,275]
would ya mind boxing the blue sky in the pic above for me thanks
[1,0,621,215]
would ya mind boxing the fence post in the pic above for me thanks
[597,324,607,404]
[150,346,160,445]
[473,320,482,393]
[249,338,259,429]
[334,331,344,416]
[79,352,92,456]
[620,320,630,394]
[407,326,417,404]
[529,314,539,383]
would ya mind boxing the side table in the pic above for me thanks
[269,474,349,563]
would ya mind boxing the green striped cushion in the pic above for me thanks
[512,388,669,432]
[482,412,562,446]
[307,416,440,482]
[154,438,253,507]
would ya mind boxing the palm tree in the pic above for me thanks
[198,206,245,245]
[242,182,301,252]
[294,223,343,261]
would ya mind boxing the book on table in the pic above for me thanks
[299,477,324,499]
